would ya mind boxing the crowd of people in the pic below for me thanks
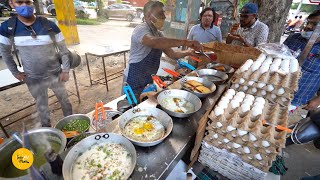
[0,1,319,131]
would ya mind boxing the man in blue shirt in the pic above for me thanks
[284,10,320,110]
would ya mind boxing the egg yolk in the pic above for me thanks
[134,127,145,135]
[143,122,154,131]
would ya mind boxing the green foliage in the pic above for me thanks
[238,0,250,9]
[81,0,96,2]
[291,3,318,13]
[76,18,101,25]
[116,0,122,3]
[159,0,167,5]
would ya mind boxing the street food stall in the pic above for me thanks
[0,42,299,180]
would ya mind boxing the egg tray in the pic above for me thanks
[209,91,288,145]
[230,83,292,107]
[234,61,301,92]
[198,141,267,180]
[203,128,278,172]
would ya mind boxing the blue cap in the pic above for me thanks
[241,3,258,14]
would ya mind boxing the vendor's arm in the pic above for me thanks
[141,34,202,51]
[305,96,320,111]
[163,48,195,60]
[226,34,252,47]
[0,22,25,81]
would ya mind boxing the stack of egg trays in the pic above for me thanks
[233,60,301,92]
[204,91,288,172]
[198,141,267,180]
[230,82,292,106]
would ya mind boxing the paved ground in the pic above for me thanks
[0,18,319,179]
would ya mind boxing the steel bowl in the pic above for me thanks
[119,107,173,147]
[63,133,136,180]
[65,132,95,149]
[157,89,202,118]
[180,76,216,98]
[54,114,91,139]
[196,69,228,84]
[206,62,235,74]
[0,128,66,179]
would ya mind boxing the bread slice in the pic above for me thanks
[195,85,211,94]
[186,80,203,87]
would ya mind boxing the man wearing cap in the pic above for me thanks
[226,2,269,47]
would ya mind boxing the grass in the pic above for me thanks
[76,18,101,25]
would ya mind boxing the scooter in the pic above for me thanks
[286,110,320,149]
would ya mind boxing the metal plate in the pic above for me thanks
[180,77,216,98]
[119,107,173,147]
[196,69,228,83]
[157,89,202,118]
[62,133,136,180]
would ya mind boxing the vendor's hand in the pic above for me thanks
[227,34,245,44]
[185,49,198,57]
[59,72,69,82]
[305,98,320,111]
[229,23,240,35]
[185,40,203,52]
[14,72,26,81]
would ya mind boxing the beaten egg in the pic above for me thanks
[124,116,165,142]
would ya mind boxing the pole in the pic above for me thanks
[54,0,80,45]
[182,0,193,50]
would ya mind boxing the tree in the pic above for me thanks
[252,0,293,43]
[33,0,44,15]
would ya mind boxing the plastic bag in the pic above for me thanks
[257,43,296,60]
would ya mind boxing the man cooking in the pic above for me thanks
[226,2,269,47]
[123,1,202,98]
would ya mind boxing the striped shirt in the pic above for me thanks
[0,17,70,79]
[284,33,320,105]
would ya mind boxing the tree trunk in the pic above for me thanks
[252,0,293,43]
[33,0,44,15]
[97,0,104,17]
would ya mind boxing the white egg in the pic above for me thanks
[218,100,229,109]
[214,106,224,116]
[252,107,263,117]
[243,147,251,154]
[261,90,267,96]
[218,141,222,144]
[223,138,230,143]
[252,87,257,93]
[213,133,218,139]
[255,154,263,160]
[241,104,251,113]
[257,83,266,88]
[233,143,241,149]
[243,99,253,105]
[224,93,234,100]
[277,88,285,95]
[256,53,267,62]
[280,59,290,73]
[231,100,240,109]
[265,56,273,63]
[240,59,254,72]
[262,140,270,147]
[234,96,244,102]
[221,97,231,102]
[270,65,280,72]
[267,85,274,92]
[259,64,270,74]
[216,122,223,128]
[255,97,265,104]
[234,84,240,88]
[271,94,277,99]
[265,149,271,154]
[239,78,245,84]
[227,126,236,132]
[247,156,253,160]
[248,81,255,86]
[245,94,255,101]
[238,129,248,136]
[290,59,299,73]
[236,91,246,98]
[226,89,236,96]
[243,86,248,91]
[273,58,282,65]
[249,133,257,141]
[281,97,288,102]
[251,61,262,72]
